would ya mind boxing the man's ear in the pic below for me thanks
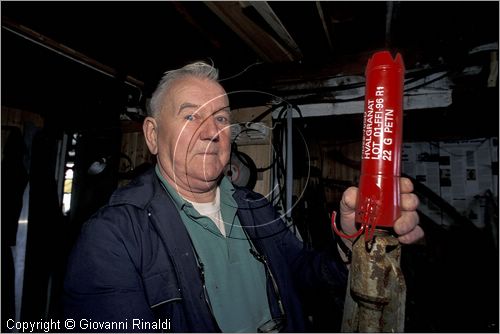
[143,116,159,155]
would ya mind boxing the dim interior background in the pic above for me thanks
[1,1,498,332]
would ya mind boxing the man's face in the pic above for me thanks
[152,76,231,194]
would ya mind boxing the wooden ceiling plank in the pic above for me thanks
[316,1,334,53]
[248,1,303,59]
[204,2,295,63]
[1,16,144,88]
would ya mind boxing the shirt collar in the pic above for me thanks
[155,165,190,211]
[155,164,236,211]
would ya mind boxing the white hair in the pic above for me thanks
[149,61,220,117]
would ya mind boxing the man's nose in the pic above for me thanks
[199,116,220,141]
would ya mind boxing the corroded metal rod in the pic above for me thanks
[342,230,406,332]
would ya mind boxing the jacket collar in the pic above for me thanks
[108,166,159,209]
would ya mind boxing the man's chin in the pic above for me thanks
[198,164,224,180]
[189,173,222,187]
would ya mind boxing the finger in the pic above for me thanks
[340,186,358,214]
[393,211,419,235]
[401,193,420,211]
[400,177,414,194]
[398,225,425,244]
[339,186,358,234]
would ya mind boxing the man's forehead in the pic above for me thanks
[168,77,228,107]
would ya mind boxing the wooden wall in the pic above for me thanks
[287,131,362,215]
[1,107,44,160]
[320,139,361,206]
[118,121,154,187]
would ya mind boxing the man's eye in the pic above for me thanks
[184,115,195,121]
[215,116,229,124]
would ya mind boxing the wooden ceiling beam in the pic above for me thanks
[246,1,303,60]
[204,1,296,63]
[1,16,144,88]
[316,1,334,53]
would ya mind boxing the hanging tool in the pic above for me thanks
[332,50,406,332]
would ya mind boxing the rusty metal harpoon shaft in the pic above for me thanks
[341,230,406,332]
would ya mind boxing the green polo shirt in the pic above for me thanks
[155,166,272,332]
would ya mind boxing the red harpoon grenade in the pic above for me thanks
[333,51,405,240]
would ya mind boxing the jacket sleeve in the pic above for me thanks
[63,207,155,332]
[241,188,348,295]
[255,195,349,296]
[278,215,348,291]
[239,188,349,293]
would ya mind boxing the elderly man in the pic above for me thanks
[64,62,423,332]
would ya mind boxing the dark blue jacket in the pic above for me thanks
[63,168,348,332]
